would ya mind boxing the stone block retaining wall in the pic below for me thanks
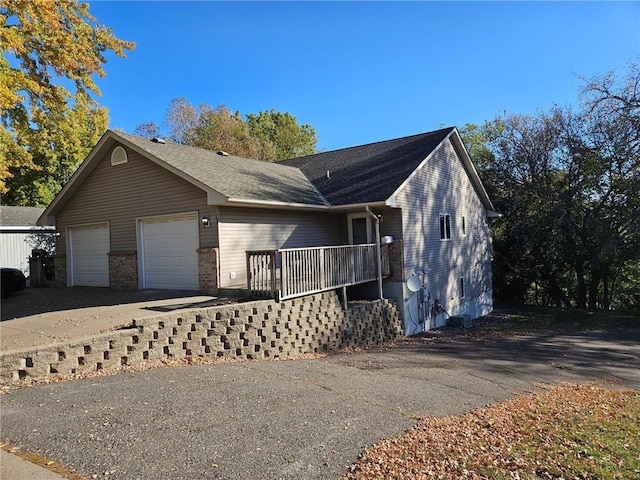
[0,291,401,383]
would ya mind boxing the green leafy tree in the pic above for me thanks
[135,98,317,161]
[474,61,640,310]
[0,0,134,204]
[246,109,317,161]
[190,104,262,159]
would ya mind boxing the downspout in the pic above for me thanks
[365,206,384,300]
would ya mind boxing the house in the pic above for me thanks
[1,206,55,278]
[38,127,498,334]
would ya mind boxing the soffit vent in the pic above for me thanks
[111,146,128,166]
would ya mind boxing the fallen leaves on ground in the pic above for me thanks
[345,383,640,479]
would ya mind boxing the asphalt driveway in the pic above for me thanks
[1,327,638,480]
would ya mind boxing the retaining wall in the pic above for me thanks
[0,291,401,383]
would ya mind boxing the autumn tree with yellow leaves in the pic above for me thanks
[0,0,134,206]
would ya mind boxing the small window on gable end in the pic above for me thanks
[439,213,451,240]
[111,146,128,166]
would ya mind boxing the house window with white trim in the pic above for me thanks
[439,213,451,240]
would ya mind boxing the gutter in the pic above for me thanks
[365,206,384,300]
[0,226,57,233]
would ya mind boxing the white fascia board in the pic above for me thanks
[38,130,115,225]
[449,129,495,211]
[0,226,57,232]
[226,198,331,210]
[328,201,388,212]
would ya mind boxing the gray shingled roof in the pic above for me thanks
[279,128,454,205]
[116,132,327,206]
[1,206,45,226]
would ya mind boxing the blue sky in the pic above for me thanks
[89,1,640,152]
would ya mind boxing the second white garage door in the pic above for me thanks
[140,214,199,290]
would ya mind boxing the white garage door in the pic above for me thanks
[141,214,199,290]
[69,223,110,287]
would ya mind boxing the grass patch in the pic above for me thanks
[474,305,640,336]
[345,384,640,479]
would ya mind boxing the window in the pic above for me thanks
[461,216,466,236]
[460,277,465,299]
[439,213,451,240]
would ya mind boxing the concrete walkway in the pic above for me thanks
[2,327,638,479]
[1,448,65,480]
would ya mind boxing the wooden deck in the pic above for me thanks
[246,244,390,301]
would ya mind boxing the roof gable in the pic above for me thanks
[279,128,455,205]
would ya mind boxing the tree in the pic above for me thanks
[246,109,317,161]
[135,98,318,161]
[473,61,640,311]
[190,104,262,159]
[1,0,134,203]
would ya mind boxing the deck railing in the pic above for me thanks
[246,250,277,298]
[246,244,390,301]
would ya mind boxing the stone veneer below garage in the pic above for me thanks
[0,291,401,383]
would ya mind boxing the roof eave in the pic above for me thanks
[0,225,57,232]
[225,197,330,211]
[38,129,115,225]
[449,129,495,212]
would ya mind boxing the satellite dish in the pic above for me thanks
[406,275,422,293]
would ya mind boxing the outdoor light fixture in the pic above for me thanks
[201,217,211,228]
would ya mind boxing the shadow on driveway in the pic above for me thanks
[1,286,242,322]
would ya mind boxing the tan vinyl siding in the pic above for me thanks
[395,138,492,312]
[377,207,403,241]
[218,207,343,287]
[55,146,218,253]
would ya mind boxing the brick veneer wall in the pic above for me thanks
[198,247,218,294]
[0,291,401,383]
[387,239,404,282]
[108,251,138,290]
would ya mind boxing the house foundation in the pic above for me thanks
[108,251,138,290]
[198,247,219,294]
